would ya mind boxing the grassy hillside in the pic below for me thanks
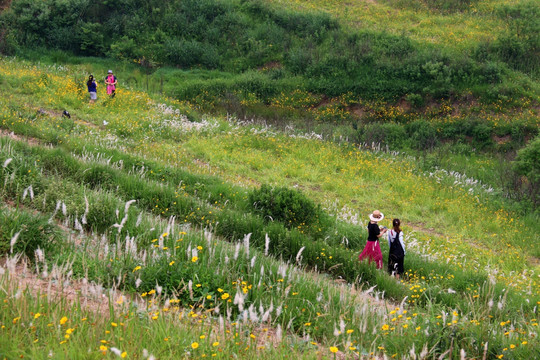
[1,0,538,103]
[0,56,539,359]
[0,0,539,358]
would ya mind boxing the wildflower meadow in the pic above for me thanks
[0,53,538,360]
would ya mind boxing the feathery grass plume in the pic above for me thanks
[81,196,89,224]
[295,246,305,265]
[276,324,282,343]
[48,200,62,223]
[186,243,192,259]
[364,285,377,295]
[22,185,34,200]
[4,253,21,274]
[400,296,408,309]
[243,233,251,257]
[113,199,137,233]
[278,264,287,279]
[74,217,84,234]
[2,158,12,168]
[264,233,270,256]
[234,289,246,311]
[234,243,240,260]
[276,304,282,317]
[248,304,259,322]
[61,202,67,217]
[188,280,193,300]
[419,344,429,359]
[339,319,346,335]
[34,247,45,263]
[110,347,122,357]
[136,212,142,227]
[261,301,273,322]
[205,229,212,247]
[135,278,142,288]
[9,230,22,254]
[219,316,224,332]
[250,256,256,268]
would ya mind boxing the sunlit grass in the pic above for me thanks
[0,56,538,359]
[270,0,511,50]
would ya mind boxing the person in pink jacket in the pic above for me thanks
[105,70,117,97]
[358,210,387,269]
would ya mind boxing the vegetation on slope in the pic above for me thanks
[1,0,538,104]
[0,57,538,358]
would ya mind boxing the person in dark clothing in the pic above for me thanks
[87,75,98,104]
[387,218,405,278]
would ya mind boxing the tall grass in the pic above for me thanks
[0,56,538,358]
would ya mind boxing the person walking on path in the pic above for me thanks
[358,210,387,269]
[387,218,405,279]
[105,70,117,97]
[87,75,98,104]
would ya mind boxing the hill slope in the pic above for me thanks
[0,56,539,359]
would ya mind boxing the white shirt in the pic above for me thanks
[387,229,405,255]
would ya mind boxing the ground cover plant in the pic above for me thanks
[0,56,539,359]
[1,0,538,118]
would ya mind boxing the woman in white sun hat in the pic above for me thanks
[358,210,387,269]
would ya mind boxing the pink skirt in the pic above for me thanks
[107,85,116,95]
[359,241,383,269]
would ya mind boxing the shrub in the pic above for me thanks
[406,120,438,150]
[495,1,540,75]
[471,123,494,149]
[164,39,220,69]
[110,36,142,61]
[513,136,540,210]
[0,208,59,259]
[248,184,320,229]
[406,93,424,108]
[360,122,407,149]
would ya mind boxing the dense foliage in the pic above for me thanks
[1,0,538,103]
[248,184,321,228]
[513,135,540,209]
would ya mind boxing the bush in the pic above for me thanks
[361,122,407,149]
[495,1,540,75]
[248,184,320,229]
[406,120,438,150]
[406,93,424,108]
[0,208,59,259]
[513,136,540,210]
[164,39,220,69]
[471,122,494,149]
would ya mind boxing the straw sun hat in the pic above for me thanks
[369,210,384,222]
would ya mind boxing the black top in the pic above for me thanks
[367,222,380,241]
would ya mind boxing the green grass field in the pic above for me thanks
[0,0,539,358]
[0,55,538,359]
